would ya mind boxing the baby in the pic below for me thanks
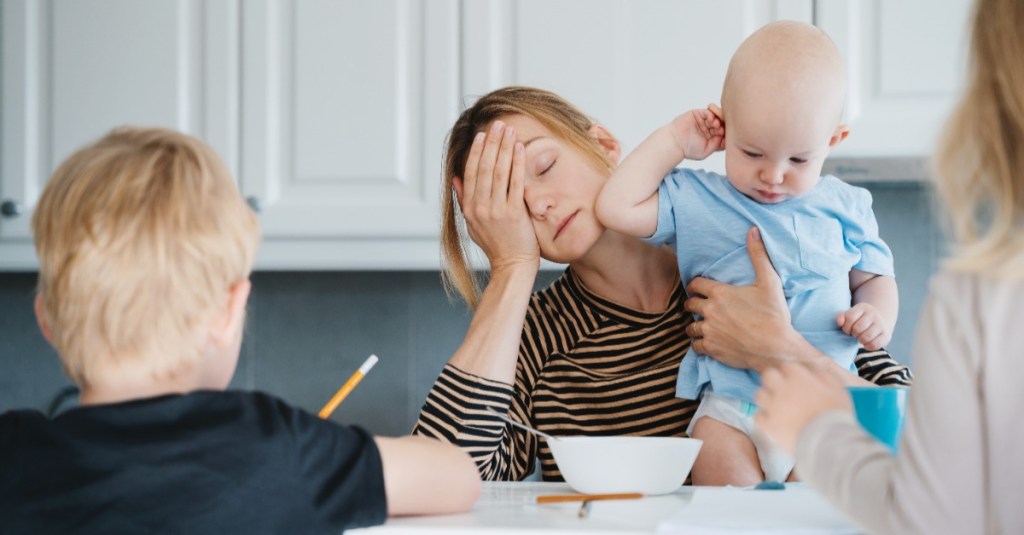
[596,21,898,485]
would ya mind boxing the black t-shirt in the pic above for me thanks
[0,391,387,534]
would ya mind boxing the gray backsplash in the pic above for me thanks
[0,182,941,436]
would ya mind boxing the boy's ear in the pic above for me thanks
[210,279,252,348]
[828,125,850,149]
[588,124,621,164]
[33,294,54,345]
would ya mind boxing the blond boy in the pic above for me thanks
[596,22,899,485]
[0,127,479,533]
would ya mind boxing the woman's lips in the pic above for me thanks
[554,211,578,240]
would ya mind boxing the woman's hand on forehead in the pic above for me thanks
[458,121,540,270]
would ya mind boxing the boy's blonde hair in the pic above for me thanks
[32,127,261,386]
[934,0,1024,279]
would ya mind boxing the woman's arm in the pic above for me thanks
[853,348,912,386]
[413,361,540,481]
[447,121,540,383]
[413,122,544,480]
[684,227,905,386]
[756,273,985,534]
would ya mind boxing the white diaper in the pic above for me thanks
[687,391,794,482]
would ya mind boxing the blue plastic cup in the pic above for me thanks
[846,386,908,452]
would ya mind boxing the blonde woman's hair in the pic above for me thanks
[441,86,615,307]
[933,0,1024,279]
[32,127,261,386]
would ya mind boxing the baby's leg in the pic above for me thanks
[690,415,763,486]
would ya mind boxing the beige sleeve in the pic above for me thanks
[795,274,985,534]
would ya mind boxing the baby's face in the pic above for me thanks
[722,97,844,204]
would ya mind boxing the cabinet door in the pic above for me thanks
[463,0,813,175]
[818,0,974,158]
[240,0,459,269]
[0,0,236,269]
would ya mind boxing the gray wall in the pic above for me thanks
[0,182,941,436]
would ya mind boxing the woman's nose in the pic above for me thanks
[524,184,554,219]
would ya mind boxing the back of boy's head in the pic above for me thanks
[32,127,261,387]
[721,21,847,126]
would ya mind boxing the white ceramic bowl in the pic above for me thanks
[547,436,702,495]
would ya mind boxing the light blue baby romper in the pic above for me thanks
[647,168,895,405]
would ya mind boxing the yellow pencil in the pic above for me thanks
[535,493,644,504]
[318,354,379,419]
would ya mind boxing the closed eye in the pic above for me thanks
[742,150,762,159]
[539,159,557,176]
[789,157,808,164]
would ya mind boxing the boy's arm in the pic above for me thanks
[375,435,481,516]
[595,107,725,238]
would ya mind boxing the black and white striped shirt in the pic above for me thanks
[414,268,912,482]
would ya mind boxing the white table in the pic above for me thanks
[349,482,862,534]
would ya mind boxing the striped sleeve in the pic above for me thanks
[854,348,913,386]
[412,285,572,481]
[411,364,531,480]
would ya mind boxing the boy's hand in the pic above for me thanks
[836,303,892,351]
[668,104,725,161]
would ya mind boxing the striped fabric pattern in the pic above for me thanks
[413,268,913,482]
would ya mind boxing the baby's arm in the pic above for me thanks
[837,270,899,351]
[595,106,725,238]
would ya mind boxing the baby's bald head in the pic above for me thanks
[721,21,847,127]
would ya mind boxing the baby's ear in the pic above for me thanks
[588,124,621,163]
[829,125,851,148]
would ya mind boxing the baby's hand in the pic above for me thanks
[668,104,725,161]
[837,303,892,351]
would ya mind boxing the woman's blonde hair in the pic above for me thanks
[934,0,1024,278]
[441,87,615,307]
[32,127,261,386]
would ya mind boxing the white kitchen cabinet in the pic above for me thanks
[1,0,459,271]
[239,0,459,269]
[0,0,237,269]
[462,0,814,175]
[818,0,974,158]
[0,0,977,271]
[463,0,973,173]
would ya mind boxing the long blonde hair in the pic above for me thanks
[934,0,1024,278]
[440,87,615,307]
[33,127,260,386]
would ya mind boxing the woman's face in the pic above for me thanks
[498,114,611,264]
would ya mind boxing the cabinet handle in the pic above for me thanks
[245,196,262,213]
[1,199,22,218]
